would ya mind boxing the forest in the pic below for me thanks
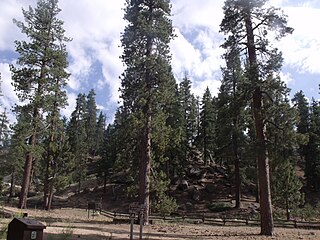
[0,0,319,237]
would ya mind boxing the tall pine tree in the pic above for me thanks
[11,0,70,209]
[120,0,176,224]
[220,0,293,235]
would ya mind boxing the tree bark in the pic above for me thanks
[7,168,15,203]
[139,99,152,225]
[245,9,274,236]
[19,124,37,209]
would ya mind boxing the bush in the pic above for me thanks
[153,195,178,216]
[208,202,232,212]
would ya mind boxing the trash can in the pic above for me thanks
[7,218,46,240]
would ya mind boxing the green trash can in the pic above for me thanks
[7,218,46,240]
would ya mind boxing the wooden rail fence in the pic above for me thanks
[99,209,320,230]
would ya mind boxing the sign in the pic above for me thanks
[129,202,146,214]
[31,231,37,239]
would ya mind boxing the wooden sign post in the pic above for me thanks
[129,203,146,240]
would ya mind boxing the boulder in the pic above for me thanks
[178,179,189,191]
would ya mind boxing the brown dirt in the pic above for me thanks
[2,206,320,240]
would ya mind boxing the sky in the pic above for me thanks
[0,0,319,124]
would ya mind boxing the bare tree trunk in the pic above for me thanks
[103,171,107,194]
[43,159,50,209]
[245,10,274,236]
[7,168,15,203]
[139,103,151,225]
[253,88,274,235]
[19,152,33,209]
[234,156,241,208]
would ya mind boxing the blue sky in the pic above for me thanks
[0,0,319,123]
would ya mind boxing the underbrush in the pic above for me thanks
[208,202,233,212]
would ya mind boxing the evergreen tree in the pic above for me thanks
[266,85,304,218]
[179,74,198,150]
[220,0,293,235]
[291,91,310,162]
[0,108,10,149]
[11,0,70,209]
[216,47,246,209]
[86,89,98,156]
[5,109,31,203]
[198,87,216,166]
[67,93,88,193]
[120,0,176,223]
[305,99,320,191]
[95,111,106,157]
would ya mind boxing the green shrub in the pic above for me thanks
[208,202,232,212]
[153,195,178,216]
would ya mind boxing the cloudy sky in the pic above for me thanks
[0,0,319,123]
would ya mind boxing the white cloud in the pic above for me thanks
[0,0,319,123]
[280,71,294,85]
[61,91,77,119]
[0,62,18,123]
[279,7,320,74]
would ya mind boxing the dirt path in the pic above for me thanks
[2,207,320,240]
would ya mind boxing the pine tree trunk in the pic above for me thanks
[245,10,274,236]
[47,181,54,210]
[7,168,15,203]
[253,88,274,235]
[139,103,152,225]
[19,151,33,209]
[103,171,107,194]
[232,79,241,208]
[43,155,50,209]
[234,156,241,208]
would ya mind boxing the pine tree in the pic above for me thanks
[291,91,310,162]
[5,109,31,203]
[179,74,198,149]
[95,111,106,156]
[198,87,216,166]
[305,99,320,191]
[266,85,304,218]
[220,0,293,235]
[0,108,10,149]
[216,47,246,209]
[86,89,98,156]
[120,0,175,224]
[11,0,70,209]
[67,93,88,193]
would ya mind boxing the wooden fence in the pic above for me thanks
[99,209,320,230]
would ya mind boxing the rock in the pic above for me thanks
[186,202,193,211]
[178,179,189,191]
[188,167,202,178]
[205,184,216,194]
[192,187,200,201]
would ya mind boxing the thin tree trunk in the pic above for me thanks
[43,155,51,209]
[7,168,15,203]
[47,181,54,210]
[232,69,241,209]
[19,152,33,209]
[245,10,273,236]
[103,171,107,194]
[234,156,241,208]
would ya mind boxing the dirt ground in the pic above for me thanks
[2,207,320,240]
